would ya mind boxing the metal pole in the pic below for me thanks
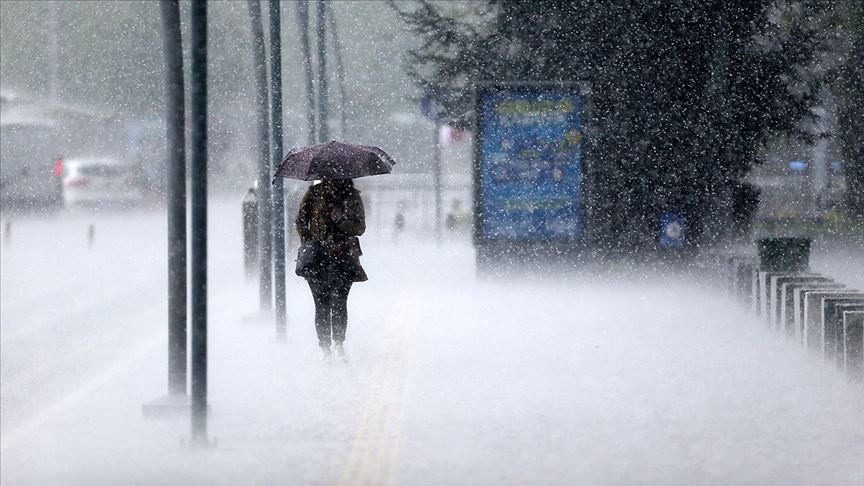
[323,1,347,139]
[248,0,273,310]
[189,0,208,445]
[295,1,316,145]
[316,0,328,143]
[433,119,442,241]
[160,0,187,396]
[269,0,287,338]
[48,0,59,99]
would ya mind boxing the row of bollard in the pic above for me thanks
[707,237,863,382]
[2,220,97,249]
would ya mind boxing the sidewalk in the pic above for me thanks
[2,239,863,485]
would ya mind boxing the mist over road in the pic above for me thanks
[1,197,862,485]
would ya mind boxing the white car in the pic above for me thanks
[62,157,143,208]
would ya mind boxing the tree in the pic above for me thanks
[829,0,864,218]
[393,0,823,251]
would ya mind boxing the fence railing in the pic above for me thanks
[703,239,863,382]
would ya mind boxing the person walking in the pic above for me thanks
[274,141,393,360]
[295,178,367,361]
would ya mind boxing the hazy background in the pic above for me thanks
[0,0,444,181]
[1,1,862,484]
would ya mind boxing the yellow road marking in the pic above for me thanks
[339,297,418,486]
[385,330,416,486]
[339,356,384,486]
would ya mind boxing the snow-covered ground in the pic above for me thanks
[1,196,862,485]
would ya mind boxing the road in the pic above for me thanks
[1,197,862,485]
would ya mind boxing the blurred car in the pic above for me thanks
[62,157,143,208]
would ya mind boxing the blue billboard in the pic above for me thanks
[475,85,584,241]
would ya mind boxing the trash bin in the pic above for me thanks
[757,237,810,272]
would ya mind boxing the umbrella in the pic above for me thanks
[273,141,395,182]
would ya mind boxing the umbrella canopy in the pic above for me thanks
[273,141,395,182]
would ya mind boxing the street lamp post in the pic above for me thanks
[316,0,328,143]
[269,0,287,338]
[295,1,317,146]
[248,0,273,312]
[189,0,209,445]
[323,1,347,138]
[160,0,187,397]
[142,0,188,418]
[433,119,442,242]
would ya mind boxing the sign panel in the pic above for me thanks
[476,85,584,241]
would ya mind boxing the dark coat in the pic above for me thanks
[295,180,367,282]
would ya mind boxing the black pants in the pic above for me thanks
[308,278,353,347]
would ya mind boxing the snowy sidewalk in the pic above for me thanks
[2,214,863,484]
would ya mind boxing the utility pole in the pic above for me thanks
[248,0,273,311]
[424,90,444,242]
[160,0,187,397]
[316,0,329,143]
[269,0,287,338]
[711,6,733,241]
[48,0,60,100]
[189,0,209,446]
[433,119,442,242]
[295,1,316,145]
[324,1,347,139]
[143,0,188,418]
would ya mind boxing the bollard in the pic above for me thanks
[755,237,810,321]
[803,290,862,353]
[823,299,864,362]
[242,188,259,280]
[843,311,864,381]
[733,259,756,305]
[750,265,762,314]
[724,255,741,298]
[815,294,863,355]
[768,274,820,328]
[780,278,834,335]
[793,284,844,342]
[757,271,798,323]
[88,224,95,248]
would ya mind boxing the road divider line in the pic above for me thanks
[386,324,417,486]
[339,351,386,486]
[372,321,415,486]
[341,295,418,485]
[355,349,396,485]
